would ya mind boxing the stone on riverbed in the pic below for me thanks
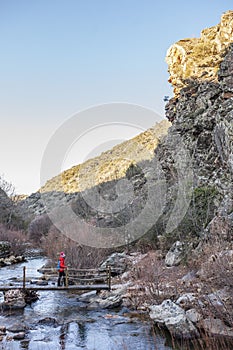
[3,289,26,309]
[78,288,124,309]
[12,332,26,340]
[2,289,39,309]
[0,326,6,335]
[38,317,59,327]
[7,323,27,333]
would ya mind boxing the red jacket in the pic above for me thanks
[59,256,67,272]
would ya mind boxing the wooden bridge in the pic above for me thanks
[0,266,112,293]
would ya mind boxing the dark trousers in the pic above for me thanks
[58,271,66,286]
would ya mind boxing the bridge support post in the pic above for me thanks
[23,266,26,289]
[107,266,111,291]
[65,268,69,287]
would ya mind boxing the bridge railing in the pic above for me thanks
[20,265,112,290]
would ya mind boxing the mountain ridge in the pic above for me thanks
[39,119,171,194]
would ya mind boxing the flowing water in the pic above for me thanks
[0,257,175,350]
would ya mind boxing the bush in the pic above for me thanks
[168,186,220,244]
[0,224,27,256]
[28,214,52,242]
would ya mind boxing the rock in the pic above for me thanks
[78,287,125,310]
[2,288,38,309]
[4,255,22,265]
[201,317,233,337]
[3,289,26,309]
[12,332,25,340]
[88,293,123,309]
[149,299,199,339]
[176,293,197,309]
[0,255,26,267]
[0,326,6,335]
[181,270,197,282]
[165,241,186,266]
[7,324,27,333]
[77,291,97,302]
[99,252,130,275]
[186,308,202,323]
[38,317,59,327]
[166,11,233,97]
[36,280,48,286]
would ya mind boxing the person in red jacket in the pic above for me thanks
[57,252,67,287]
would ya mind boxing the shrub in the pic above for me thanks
[28,214,52,242]
[0,224,27,256]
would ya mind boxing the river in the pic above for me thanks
[0,256,175,350]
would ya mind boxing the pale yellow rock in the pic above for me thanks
[166,11,233,96]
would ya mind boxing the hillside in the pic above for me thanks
[39,119,171,193]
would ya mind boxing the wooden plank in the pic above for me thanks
[38,268,104,273]
[68,278,106,283]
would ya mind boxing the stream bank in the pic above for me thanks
[0,256,173,350]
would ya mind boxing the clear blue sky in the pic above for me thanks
[1,0,232,194]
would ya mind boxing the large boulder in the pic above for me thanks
[2,289,38,309]
[149,299,199,339]
[3,289,26,309]
[99,252,130,275]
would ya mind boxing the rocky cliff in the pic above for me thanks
[159,11,233,244]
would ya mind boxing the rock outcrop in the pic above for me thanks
[166,10,233,96]
[157,12,233,245]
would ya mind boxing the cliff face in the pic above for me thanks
[166,11,233,96]
[159,12,233,243]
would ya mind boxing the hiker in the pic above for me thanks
[57,251,67,287]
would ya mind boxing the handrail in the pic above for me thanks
[15,265,112,291]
